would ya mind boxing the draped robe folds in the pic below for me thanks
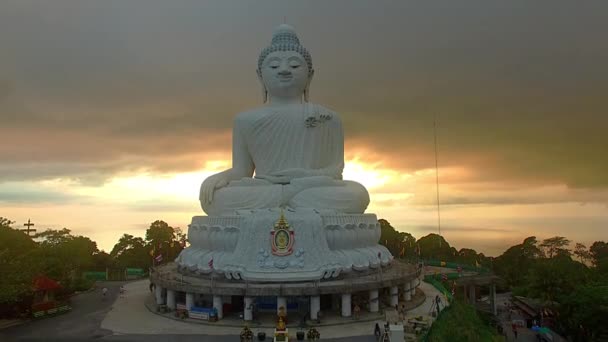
[201,104,370,216]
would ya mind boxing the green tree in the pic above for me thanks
[110,234,150,269]
[91,250,115,271]
[416,233,454,260]
[494,236,543,287]
[589,241,608,271]
[559,284,608,340]
[0,217,14,228]
[35,228,73,247]
[145,220,176,247]
[378,219,416,258]
[0,219,38,302]
[526,254,588,302]
[457,248,480,265]
[573,243,591,265]
[32,228,99,287]
[540,236,571,258]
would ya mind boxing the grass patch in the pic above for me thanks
[426,300,504,342]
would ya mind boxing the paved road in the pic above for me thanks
[103,334,377,342]
[1,280,378,342]
[0,281,125,341]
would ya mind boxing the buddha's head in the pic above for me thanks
[257,24,314,103]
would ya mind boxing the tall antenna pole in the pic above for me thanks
[433,116,442,248]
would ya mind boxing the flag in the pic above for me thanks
[208,258,214,269]
[155,254,163,263]
[181,239,187,248]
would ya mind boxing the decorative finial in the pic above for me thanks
[274,209,290,230]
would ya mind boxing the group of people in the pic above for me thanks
[101,285,126,301]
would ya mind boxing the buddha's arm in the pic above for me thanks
[200,117,254,203]
[312,119,344,179]
[228,116,255,179]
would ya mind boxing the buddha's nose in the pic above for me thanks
[278,70,292,76]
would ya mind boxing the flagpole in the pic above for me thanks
[433,115,442,248]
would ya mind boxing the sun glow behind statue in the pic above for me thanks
[343,159,392,190]
[62,159,390,204]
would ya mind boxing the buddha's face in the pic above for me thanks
[259,50,310,100]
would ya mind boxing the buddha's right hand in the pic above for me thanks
[200,173,230,204]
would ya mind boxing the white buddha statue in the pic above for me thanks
[200,24,370,216]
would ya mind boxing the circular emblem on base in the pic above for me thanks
[271,211,294,256]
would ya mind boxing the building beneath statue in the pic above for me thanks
[150,23,421,323]
[150,259,420,323]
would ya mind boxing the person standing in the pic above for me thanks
[102,287,108,301]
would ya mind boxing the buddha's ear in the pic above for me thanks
[304,69,314,102]
[256,69,268,103]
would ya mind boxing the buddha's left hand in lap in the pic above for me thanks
[255,168,314,184]
[255,168,341,185]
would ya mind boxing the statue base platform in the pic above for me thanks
[175,208,393,282]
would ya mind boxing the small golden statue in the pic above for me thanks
[277,305,288,324]
[277,316,286,331]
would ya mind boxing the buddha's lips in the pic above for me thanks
[278,75,293,82]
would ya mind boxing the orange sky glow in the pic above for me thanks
[1,1,607,257]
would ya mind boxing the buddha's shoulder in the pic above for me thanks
[311,104,342,125]
[234,103,342,123]
[311,103,340,117]
[234,106,271,123]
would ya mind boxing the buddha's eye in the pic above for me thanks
[290,64,300,69]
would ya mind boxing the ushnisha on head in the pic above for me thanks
[257,24,314,103]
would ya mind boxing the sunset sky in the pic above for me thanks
[1,1,607,256]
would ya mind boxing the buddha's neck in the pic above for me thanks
[268,95,302,106]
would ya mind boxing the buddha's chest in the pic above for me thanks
[245,112,334,163]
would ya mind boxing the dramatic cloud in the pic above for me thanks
[1,1,607,254]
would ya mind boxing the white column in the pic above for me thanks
[404,282,411,301]
[390,286,399,306]
[185,292,194,310]
[277,296,287,315]
[155,286,164,305]
[469,285,476,305]
[166,289,176,309]
[213,295,223,319]
[310,296,320,320]
[341,293,352,317]
[490,284,497,315]
[369,289,379,312]
[244,296,253,321]
[410,280,417,297]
